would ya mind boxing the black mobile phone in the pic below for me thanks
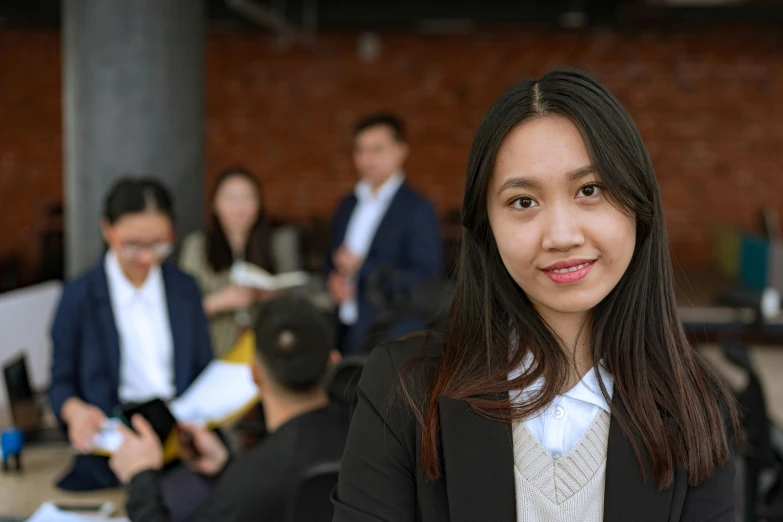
[51,501,115,516]
[121,398,177,444]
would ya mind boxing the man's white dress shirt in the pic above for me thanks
[339,173,405,325]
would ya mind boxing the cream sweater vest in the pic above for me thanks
[512,410,611,522]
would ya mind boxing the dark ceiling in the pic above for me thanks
[1,0,782,30]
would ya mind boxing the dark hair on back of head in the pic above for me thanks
[103,177,175,225]
[354,113,406,142]
[253,294,334,392]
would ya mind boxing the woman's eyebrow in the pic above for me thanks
[496,164,595,196]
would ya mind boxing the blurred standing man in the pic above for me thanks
[325,114,442,354]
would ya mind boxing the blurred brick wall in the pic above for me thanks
[1,26,782,280]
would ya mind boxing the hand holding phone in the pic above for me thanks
[177,423,229,477]
[120,399,177,444]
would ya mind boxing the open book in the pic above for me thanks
[230,261,309,291]
[92,361,259,456]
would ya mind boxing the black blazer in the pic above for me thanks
[333,336,736,522]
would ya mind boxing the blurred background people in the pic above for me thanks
[49,178,213,491]
[325,114,443,354]
[180,168,278,358]
[109,293,347,522]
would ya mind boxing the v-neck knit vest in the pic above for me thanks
[512,410,611,521]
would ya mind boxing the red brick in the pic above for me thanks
[1,26,782,279]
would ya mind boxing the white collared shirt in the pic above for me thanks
[339,172,405,325]
[509,352,614,459]
[105,251,176,404]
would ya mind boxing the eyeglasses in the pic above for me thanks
[116,241,173,261]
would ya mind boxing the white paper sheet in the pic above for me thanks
[27,502,128,522]
[168,361,259,426]
[230,262,308,291]
[91,361,258,453]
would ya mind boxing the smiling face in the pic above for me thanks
[486,115,636,326]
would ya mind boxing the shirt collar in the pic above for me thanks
[509,350,613,414]
[355,171,404,203]
[105,250,162,306]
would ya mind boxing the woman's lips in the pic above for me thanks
[541,260,595,284]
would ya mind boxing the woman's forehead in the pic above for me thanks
[492,116,593,190]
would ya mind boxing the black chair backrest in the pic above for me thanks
[721,343,773,465]
[324,356,366,423]
[286,461,340,522]
[364,266,455,351]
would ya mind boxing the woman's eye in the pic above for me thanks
[511,197,538,209]
[577,184,601,198]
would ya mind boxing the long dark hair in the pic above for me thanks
[206,168,275,273]
[409,68,740,489]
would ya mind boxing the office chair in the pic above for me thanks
[324,356,366,424]
[364,266,454,352]
[285,461,341,522]
[719,342,783,522]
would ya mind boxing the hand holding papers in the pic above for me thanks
[230,261,308,292]
[91,361,259,457]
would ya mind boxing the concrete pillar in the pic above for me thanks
[63,0,205,277]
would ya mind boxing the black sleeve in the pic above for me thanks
[192,448,290,522]
[679,458,735,521]
[679,398,738,521]
[332,344,419,521]
[126,471,170,522]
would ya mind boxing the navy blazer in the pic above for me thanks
[49,261,213,491]
[325,183,443,354]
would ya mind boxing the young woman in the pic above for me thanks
[180,168,277,358]
[49,178,213,491]
[333,68,740,521]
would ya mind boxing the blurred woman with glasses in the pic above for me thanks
[179,168,278,358]
[49,177,214,491]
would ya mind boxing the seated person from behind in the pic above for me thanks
[49,177,213,491]
[109,294,348,522]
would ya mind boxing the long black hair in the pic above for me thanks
[409,68,740,489]
[206,168,275,274]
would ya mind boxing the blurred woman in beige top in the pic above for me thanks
[180,168,277,357]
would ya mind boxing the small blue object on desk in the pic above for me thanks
[1,428,23,472]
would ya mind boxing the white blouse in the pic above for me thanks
[105,251,175,404]
[509,353,614,460]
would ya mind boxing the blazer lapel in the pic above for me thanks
[162,267,192,395]
[338,196,358,245]
[91,265,121,393]
[603,402,674,521]
[438,396,517,522]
